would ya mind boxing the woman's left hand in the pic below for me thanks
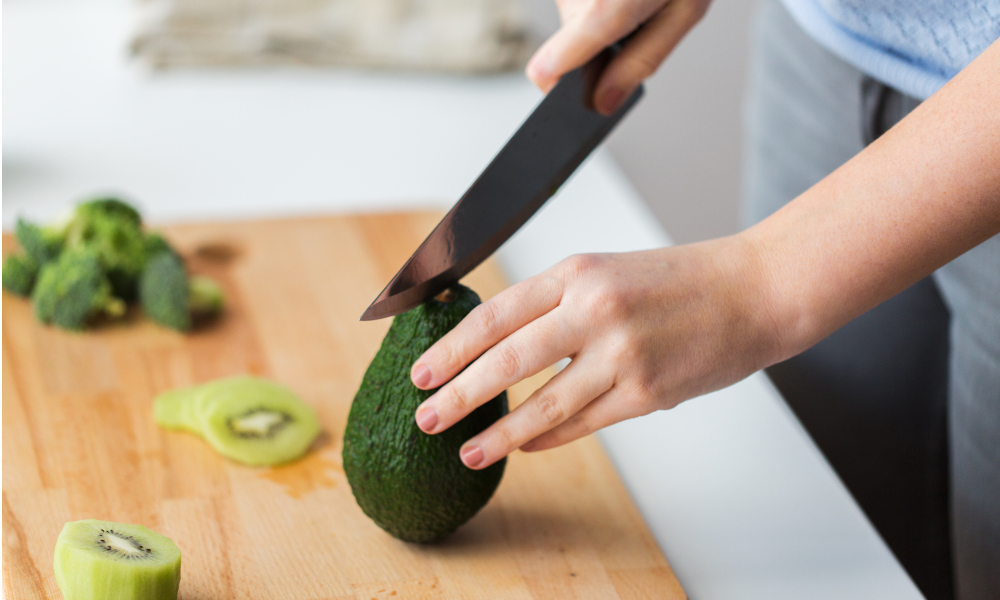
[409,236,785,470]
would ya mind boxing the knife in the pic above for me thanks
[360,43,643,321]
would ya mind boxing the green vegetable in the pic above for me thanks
[140,252,224,331]
[342,284,507,543]
[142,232,177,259]
[54,519,181,600]
[188,275,224,317]
[139,252,188,330]
[32,248,126,330]
[2,253,39,296]
[8,197,224,332]
[15,218,64,265]
[63,199,147,300]
[69,198,143,231]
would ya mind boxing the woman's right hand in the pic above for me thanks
[527,0,713,114]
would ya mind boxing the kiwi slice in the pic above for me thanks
[153,387,199,434]
[53,519,181,600]
[198,378,321,467]
[153,376,320,467]
[189,376,261,429]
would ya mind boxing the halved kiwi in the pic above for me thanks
[198,379,321,467]
[53,519,181,600]
[153,376,320,467]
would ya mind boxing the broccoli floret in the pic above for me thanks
[188,275,225,319]
[32,248,126,330]
[72,198,142,230]
[142,231,178,259]
[63,198,147,300]
[140,252,189,330]
[2,253,39,296]
[15,218,65,265]
[140,252,224,331]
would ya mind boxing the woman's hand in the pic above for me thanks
[527,0,712,114]
[410,236,783,469]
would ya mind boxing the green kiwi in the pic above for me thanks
[53,519,181,600]
[189,376,261,428]
[152,376,320,467]
[152,387,199,434]
[198,378,321,467]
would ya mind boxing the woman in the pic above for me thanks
[409,1,1000,597]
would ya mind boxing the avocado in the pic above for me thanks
[343,284,508,543]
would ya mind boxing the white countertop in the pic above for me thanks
[3,1,923,598]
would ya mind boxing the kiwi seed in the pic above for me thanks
[96,528,156,560]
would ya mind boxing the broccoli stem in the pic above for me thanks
[188,275,225,318]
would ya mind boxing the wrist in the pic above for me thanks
[725,229,815,368]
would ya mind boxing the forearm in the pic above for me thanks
[745,38,1000,359]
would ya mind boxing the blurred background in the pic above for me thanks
[5,0,752,244]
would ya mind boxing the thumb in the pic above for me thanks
[526,8,645,93]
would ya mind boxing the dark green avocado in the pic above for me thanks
[343,284,508,543]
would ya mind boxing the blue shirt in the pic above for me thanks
[780,0,1000,99]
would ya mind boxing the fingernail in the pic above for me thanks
[412,363,432,388]
[520,440,536,452]
[460,446,484,468]
[598,88,626,114]
[415,406,438,432]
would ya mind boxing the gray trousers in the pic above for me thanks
[742,2,1000,599]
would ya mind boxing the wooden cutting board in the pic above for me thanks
[2,212,684,600]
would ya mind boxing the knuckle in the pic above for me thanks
[626,52,659,80]
[495,343,525,380]
[438,342,463,373]
[473,302,503,336]
[623,379,659,414]
[587,0,616,22]
[594,0,638,37]
[585,0,646,41]
[493,424,519,453]
[533,392,565,426]
[447,384,473,413]
[562,253,602,278]
[583,283,629,321]
[608,334,639,364]
[603,286,630,317]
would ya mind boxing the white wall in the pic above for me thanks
[527,0,757,245]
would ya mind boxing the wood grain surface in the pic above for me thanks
[2,212,684,600]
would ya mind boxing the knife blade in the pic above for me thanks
[360,45,643,321]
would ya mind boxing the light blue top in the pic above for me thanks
[779,0,1000,99]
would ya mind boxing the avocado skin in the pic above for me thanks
[343,284,508,543]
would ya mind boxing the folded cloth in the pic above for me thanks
[131,0,532,72]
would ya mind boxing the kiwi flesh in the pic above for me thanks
[190,376,262,429]
[53,519,181,600]
[153,376,320,467]
[199,378,321,467]
[152,387,199,434]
